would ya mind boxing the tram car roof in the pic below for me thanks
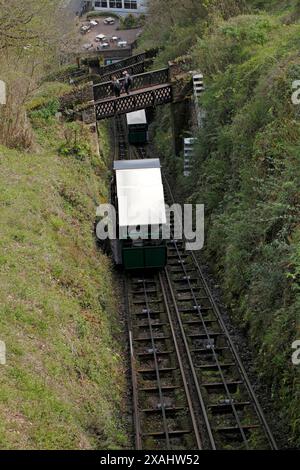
[126,109,147,126]
[113,159,166,228]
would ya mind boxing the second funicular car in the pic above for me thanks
[126,110,148,146]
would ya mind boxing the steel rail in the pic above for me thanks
[163,266,217,449]
[129,329,142,449]
[158,272,203,450]
[114,115,128,160]
[124,277,142,449]
[141,277,171,448]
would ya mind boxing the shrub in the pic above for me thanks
[29,99,60,121]
[58,123,92,161]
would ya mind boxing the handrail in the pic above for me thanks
[97,48,158,76]
[93,68,169,101]
[94,58,154,84]
[95,84,173,120]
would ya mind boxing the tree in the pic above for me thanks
[0,0,78,148]
[139,0,246,57]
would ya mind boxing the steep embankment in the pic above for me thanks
[0,86,127,449]
[140,1,300,446]
[189,12,300,446]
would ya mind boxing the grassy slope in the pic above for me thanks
[141,2,300,446]
[0,100,127,449]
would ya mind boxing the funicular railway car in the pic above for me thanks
[126,109,148,145]
[110,159,167,270]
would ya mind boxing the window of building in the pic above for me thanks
[94,0,138,10]
[95,1,108,7]
[109,0,123,8]
[124,1,137,9]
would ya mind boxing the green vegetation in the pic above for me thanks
[140,0,300,446]
[0,90,128,449]
[26,82,71,113]
[191,14,300,446]
[0,1,129,451]
[119,14,146,30]
[86,11,120,19]
[0,0,78,149]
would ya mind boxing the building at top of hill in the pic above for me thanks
[92,0,148,15]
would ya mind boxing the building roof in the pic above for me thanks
[114,159,160,170]
[126,109,147,126]
[114,159,166,227]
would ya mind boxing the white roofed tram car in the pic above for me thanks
[106,158,167,270]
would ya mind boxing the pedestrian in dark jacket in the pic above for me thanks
[123,71,133,95]
[111,75,121,97]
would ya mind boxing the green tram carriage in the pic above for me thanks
[126,110,148,145]
[110,159,167,270]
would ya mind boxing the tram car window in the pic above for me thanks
[110,159,167,270]
[126,110,148,145]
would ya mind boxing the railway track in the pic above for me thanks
[125,274,202,450]
[125,249,277,449]
[132,145,148,160]
[113,115,147,161]
[111,114,277,450]
[161,177,278,450]
[114,115,128,161]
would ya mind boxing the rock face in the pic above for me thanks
[82,106,96,124]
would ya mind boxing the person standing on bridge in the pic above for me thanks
[111,75,121,98]
[123,71,133,95]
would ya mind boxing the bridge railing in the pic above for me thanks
[95,84,173,120]
[94,58,154,84]
[97,49,158,77]
[93,68,170,101]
